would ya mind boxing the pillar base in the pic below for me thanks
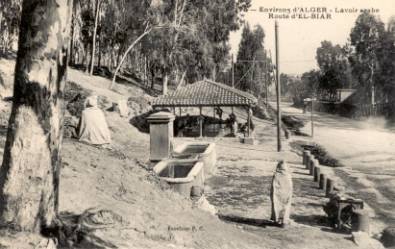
[240,137,257,145]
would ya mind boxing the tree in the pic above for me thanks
[374,17,395,103]
[235,24,268,94]
[280,73,295,96]
[0,0,71,233]
[203,0,249,80]
[139,0,251,91]
[89,0,102,75]
[110,0,166,90]
[289,70,320,106]
[349,12,385,104]
[316,41,351,96]
[111,25,153,89]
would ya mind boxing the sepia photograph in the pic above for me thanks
[0,0,395,248]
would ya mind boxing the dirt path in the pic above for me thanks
[173,111,365,249]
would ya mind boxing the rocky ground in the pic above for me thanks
[0,58,386,248]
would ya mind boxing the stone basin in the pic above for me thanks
[154,159,204,197]
[172,142,216,176]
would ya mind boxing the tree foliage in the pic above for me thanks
[0,0,22,52]
[235,24,272,95]
[1,0,251,90]
[315,41,352,96]
[289,12,395,107]
[349,12,386,97]
[348,12,395,104]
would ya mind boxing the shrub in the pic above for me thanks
[291,141,343,168]
[301,143,343,167]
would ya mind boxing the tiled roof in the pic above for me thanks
[151,80,257,107]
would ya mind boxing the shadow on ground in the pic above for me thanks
[218,213,281,228]
[43,210,120,249]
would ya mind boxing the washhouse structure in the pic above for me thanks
[151,79,258,137]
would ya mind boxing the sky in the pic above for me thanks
[229,0,395,75]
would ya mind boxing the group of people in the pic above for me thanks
[172,110,255,137]
[226,110,255,136]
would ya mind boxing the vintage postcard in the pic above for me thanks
[0,0,394,248]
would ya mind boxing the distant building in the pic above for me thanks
[336,89,356,103]
[317,88,356,103]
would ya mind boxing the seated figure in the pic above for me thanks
[78,95,111,145]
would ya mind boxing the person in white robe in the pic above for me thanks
[78,95,111,145]
[270,160,293,227]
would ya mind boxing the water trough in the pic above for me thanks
[172,142,216,176]
[154,159,204,197]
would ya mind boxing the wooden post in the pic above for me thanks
[232,54,235,88]
[247,106,251,137]
[311,99,314,137]
[144,56,147,86]
[231,56,235,114]
[275,21,281,152]
[199,106,203,137]
[267,50,273,105]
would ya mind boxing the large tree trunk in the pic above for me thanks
[69,0,76,66]
[0,0,71,233]
[98,31,102,68]
[151,68,155,89]
[85,43,91,72]
[0,11,3,46]
[89,0,100,75]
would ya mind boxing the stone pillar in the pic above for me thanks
[310,159,318,176]
[307,154,314,170]
[147,111,175,162]
[319,173,327,190]
[353,210,370,234]
[314,166,321,182]
[303,150,310,166]
[326,178,334,197]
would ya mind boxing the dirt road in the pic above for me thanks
[170,107,366,249]
[279,102,395,233]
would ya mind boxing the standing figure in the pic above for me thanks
[270,160,293,226]
[246,108,255,136]
[228,113,238,136]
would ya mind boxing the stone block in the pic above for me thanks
[243,137,257,145]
